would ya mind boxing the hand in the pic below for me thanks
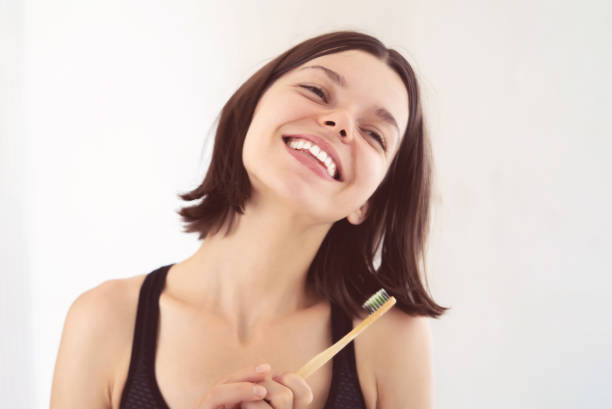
[240,371,314,409]
[196,363,272,409]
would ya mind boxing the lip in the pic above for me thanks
[284,142,339,182]
[282,134,344,181]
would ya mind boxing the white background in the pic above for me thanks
[1,0,611,408]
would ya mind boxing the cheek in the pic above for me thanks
[259,87,315,120]
[271,98,313,125]
[355,151,387,191]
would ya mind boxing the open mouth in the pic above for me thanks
[282,136,342,181]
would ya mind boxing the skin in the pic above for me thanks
[164,49,409,406]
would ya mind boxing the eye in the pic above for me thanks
[300,85,327,103]
[364,129,387,151]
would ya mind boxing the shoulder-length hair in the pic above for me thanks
[176,30,449,320]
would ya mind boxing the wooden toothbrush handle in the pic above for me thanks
[297,297,396,379]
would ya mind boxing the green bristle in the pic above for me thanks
[361,288,390,314]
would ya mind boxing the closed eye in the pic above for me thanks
[365,130,387,151]
[300,85,327,102]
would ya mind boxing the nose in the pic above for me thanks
[321,115,352,142]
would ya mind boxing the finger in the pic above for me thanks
[254,377,294,409]
[217,363,271,384]
[273,372,314,407]
[202,381,269,408]
[240,399,272,409]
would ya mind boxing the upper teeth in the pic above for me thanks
[287,138,338,179]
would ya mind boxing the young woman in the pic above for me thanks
[50,30,448,409]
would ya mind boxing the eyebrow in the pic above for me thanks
[298,65,402,140]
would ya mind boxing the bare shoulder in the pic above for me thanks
[369,309,434,409]
[88,274,148,322]
[69,274,147,342]
[50,274,147,409]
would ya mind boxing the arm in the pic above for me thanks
[50,280,122,409]
[374,312,434,409]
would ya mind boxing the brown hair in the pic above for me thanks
[176,30,449,320]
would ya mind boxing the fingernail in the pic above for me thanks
[253,385,267,396]
[256,363,270,373]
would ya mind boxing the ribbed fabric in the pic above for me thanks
[119,264,367,409]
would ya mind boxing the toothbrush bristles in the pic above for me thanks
[361,288,391,314]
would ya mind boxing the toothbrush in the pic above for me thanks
[297,289,396,379]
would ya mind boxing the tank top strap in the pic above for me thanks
[120,264,173,409]
[129,264,171,372]
[325,302,367,408]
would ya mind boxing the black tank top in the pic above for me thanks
[119,264,367,409]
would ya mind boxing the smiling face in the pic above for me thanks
[242,49,409,225]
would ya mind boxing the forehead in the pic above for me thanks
[285,50,409,138]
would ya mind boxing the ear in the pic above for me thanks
[347,202,369,225]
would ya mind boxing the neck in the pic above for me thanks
[179,195,332,344]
